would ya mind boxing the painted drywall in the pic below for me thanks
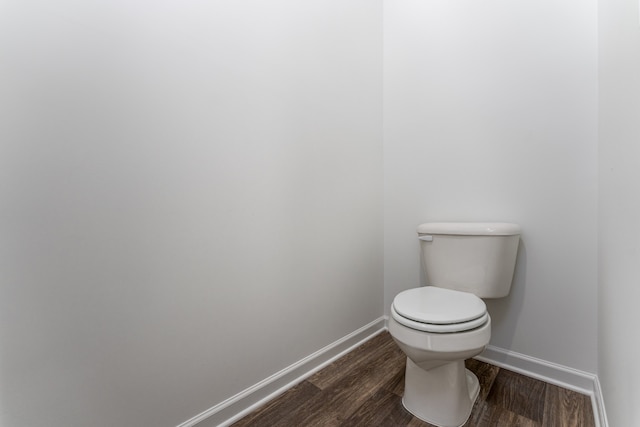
[598,0,640,423]
[0,1,383,426]
[383,0,598,373]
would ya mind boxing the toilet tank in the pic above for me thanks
[417,222,521,298]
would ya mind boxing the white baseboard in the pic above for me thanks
[176,317,387,427]
[592,375,609,427]
[177,318,608,427]
[475,345,608,427]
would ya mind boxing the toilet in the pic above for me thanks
[388,222,520,427]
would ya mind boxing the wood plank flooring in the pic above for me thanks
[232,332,595,427]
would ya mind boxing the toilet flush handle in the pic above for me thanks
[418,235,433,242]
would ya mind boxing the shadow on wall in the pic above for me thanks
[484,239,527,351]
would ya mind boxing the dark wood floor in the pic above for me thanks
[232,332,595,427]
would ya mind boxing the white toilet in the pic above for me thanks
[388,222,520,427]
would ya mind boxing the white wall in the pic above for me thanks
[5,0,631,425]
[598,0,640,423]
[384,0,598,372]
[0,1,383,426]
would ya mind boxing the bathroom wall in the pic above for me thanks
[0,1,383,426]
[598,0,640,423]
[383,0,599,373]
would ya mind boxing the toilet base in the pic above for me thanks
[402,357,480,427]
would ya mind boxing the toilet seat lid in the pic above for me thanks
[392,286,486,325]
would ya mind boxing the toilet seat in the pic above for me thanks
[391,305,489,333]
[392,287,488,333]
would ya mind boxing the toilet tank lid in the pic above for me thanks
[417,222,521,236]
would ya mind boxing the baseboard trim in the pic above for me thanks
[475,345,607,427]
[475,345,595,394]
[176,316,387,427]
[592,375,609,427]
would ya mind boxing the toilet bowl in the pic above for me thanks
[388,222,520,427]
[389,286,491,427]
